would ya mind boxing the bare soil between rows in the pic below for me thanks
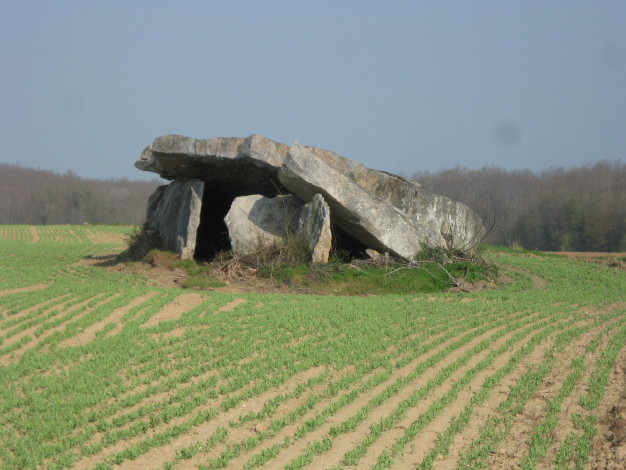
[11,250,625,469]
[54,300,626,470]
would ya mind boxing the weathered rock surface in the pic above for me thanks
[145,179,204,260]
[224,193,332,264]
[282,143,484,253]
[298,194,332,263]
[136,134,289,198]
[279,143,429,259]
[224,194,302,256]
[136,134,485,261]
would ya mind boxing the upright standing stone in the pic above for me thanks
[224,194,303,256]
[145,179,204,260]
[298,194,332,263]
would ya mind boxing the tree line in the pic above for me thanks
[0,164,161,225]
[411,160,625,252]
[1,160,623,252]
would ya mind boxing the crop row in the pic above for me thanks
[2,300,623,469]
[0,225,133,245]
[0,227,624,469]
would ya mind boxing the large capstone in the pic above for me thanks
[136,134,485,261]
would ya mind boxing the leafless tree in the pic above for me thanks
[0,164,162,225]
[412,160,625,252]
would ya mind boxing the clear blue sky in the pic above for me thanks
[1,1,624,180]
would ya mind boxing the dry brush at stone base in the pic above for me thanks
[135,134,485,263]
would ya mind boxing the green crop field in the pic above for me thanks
[0,225,624,470]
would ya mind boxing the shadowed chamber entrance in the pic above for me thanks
[193,174,284,262]
[194,187,233,262]
[331,225,369,260]
[193,181,369,262]
[193,163,286,262]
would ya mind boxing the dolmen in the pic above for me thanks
[135,134,485,263]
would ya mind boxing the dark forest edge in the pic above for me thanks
[412,159,625,252]
[0,164,162,225]
[1,159,624,252]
